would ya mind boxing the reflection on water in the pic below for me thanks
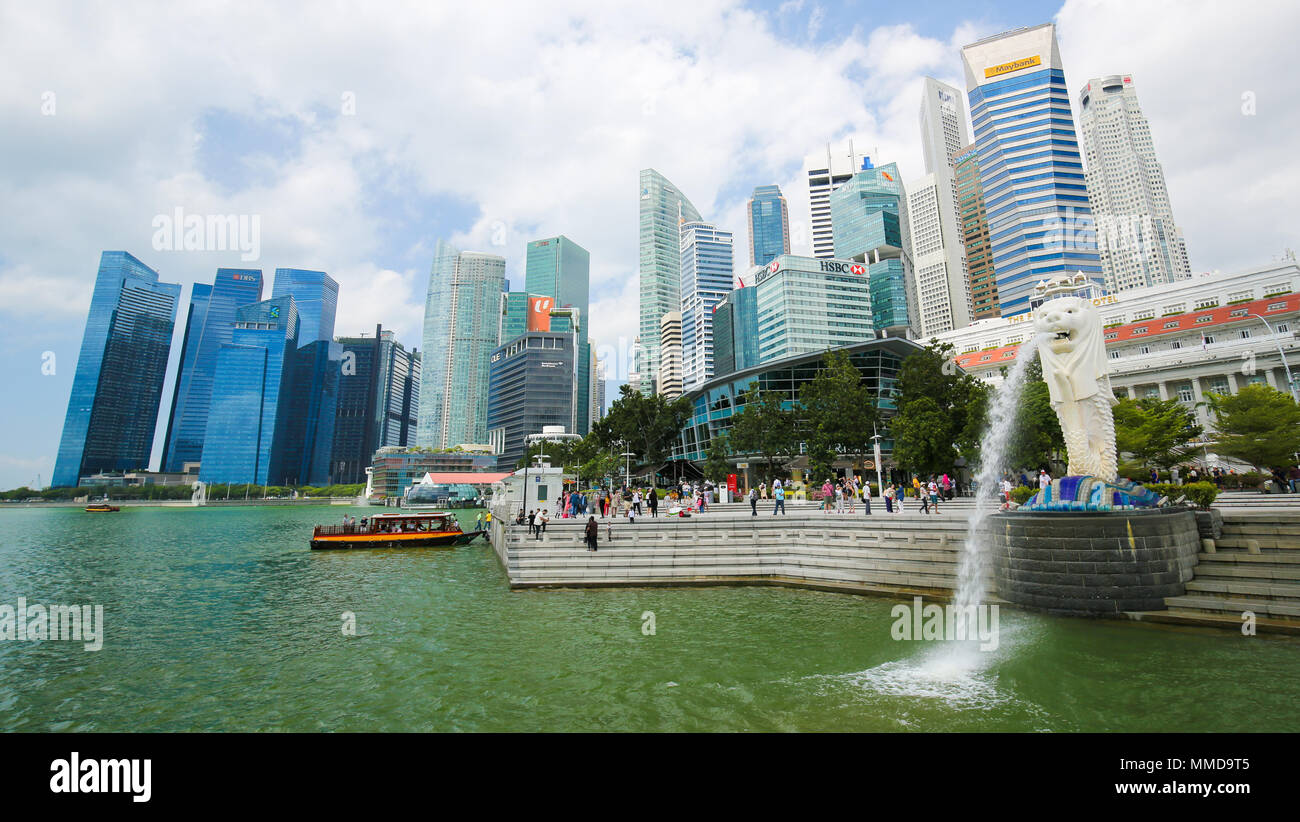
[0,505,1297,732]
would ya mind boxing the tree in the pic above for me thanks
[703,432,732,484]
[1113,396,1203,472]
[892,341,991,476]
[727,387,799,481]
[590,385,693,467]
[1205,384,1300,471]
[797,349,876,474]
[1005,357,1065,472]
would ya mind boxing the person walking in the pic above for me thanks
[862,480,871,515]
[928,479,940,513]
[584,516,599,552]
[528,509,537,537]
[748,485,758,516]
[760,482,767,500]
[835,481,846,514]
[773,479,786,515]
[648,486,659,517]
[884,483,894,513]
[633,489,643,516]
[1038,469,1051,493]
[822,479,834,514]
[846,477,856,514]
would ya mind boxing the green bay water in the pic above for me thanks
[1,505,1297,732]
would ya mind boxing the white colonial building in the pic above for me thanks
[934,261,1300,434]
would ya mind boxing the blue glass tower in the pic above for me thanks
[961,23,1101,316]
[271,268,337,344]
[277,339,342,486]
[160,268,264,472]
[53,252,181,487]
[199,296,299,485]
[829,161,916,332]
[747,185,791,267]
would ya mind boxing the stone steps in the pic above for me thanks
[1161,594,1300,620]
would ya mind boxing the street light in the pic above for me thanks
[616,438,635,489]
[870,423,884,500]
[1245,312,1298,403]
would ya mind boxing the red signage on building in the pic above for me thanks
[527,296,554,332]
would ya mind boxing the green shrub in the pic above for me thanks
[1182,482,1219,509]
[1010,487,1035,504]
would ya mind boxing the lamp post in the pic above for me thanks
[870,423,884,499]
[1245,312,1298,403]
[617,439,634,489]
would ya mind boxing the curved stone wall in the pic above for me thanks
[985,508,1201,616]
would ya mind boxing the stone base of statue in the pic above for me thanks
[983,505,1201,616]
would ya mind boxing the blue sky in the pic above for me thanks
[1,0,1296,490]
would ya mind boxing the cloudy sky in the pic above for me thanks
[1,0,1296,490]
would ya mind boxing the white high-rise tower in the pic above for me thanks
[1079,74,1191,292]
[805,140,867,259]
[909,77,974,334]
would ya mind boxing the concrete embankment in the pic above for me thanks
[488,502,1300,635]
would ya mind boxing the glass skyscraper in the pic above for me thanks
[961,23,1102,316]
[199,295,299,485]
[829,162,918,333]
[330,326,421,484]
[271,268,337,344]
[161,268,264,472]
[746,185,791,267]
[679,220,734,391]
[638,169,702,395]
[53,251,181,487]
[418,241,506,449]
[525,235,592,434]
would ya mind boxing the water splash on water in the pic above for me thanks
[953,332,1047,618]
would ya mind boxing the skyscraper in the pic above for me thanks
[53,252,181,487]
[1078,74,1191,291]
[747,185,791,267]
[658,311,683,399]
[805,141,867,258]
[418,241,506,449]
[961,23,1101,316]
[919,77,972,177]
[161,268,264,472]
[953,143,1000,319]
[829,162,918,333]
[907,174,973,335]
[486,329,577,470]
[526,236,593,434]
[913,77,974,335]
[278,338,343,486]
[271,268,338,345]
[638,169,702,395]
[199,295,299,485]
[679,220,734,391]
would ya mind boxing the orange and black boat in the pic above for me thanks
[84,501,120,512]
[310,511,485,550]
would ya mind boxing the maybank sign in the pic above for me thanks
[984,55,1041,78]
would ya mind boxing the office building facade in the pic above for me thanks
[658,311,683,399]
[270,268,337,345]
[907,173,973,336]
[418,241,506,449]
[747,185,791,267]
[54,251,182,487]
[638,169,703,395]
[679,220,734,391]
[961,23,1101,317]
[953,144,1000,319]
[199,295,300,485]
[161,268,264,472]
[829,162,918,333]
[329,326,421,485]
[526,236,593,434]
[752,255,874,363]
[1079,74,1191,292]
[486,331,578,470]
[806,141,868,259]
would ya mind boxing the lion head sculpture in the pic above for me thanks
[1032,294,1114,406]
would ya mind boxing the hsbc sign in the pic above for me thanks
[819,260,866,275]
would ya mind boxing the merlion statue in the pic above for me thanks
[1032,275,1118,482]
